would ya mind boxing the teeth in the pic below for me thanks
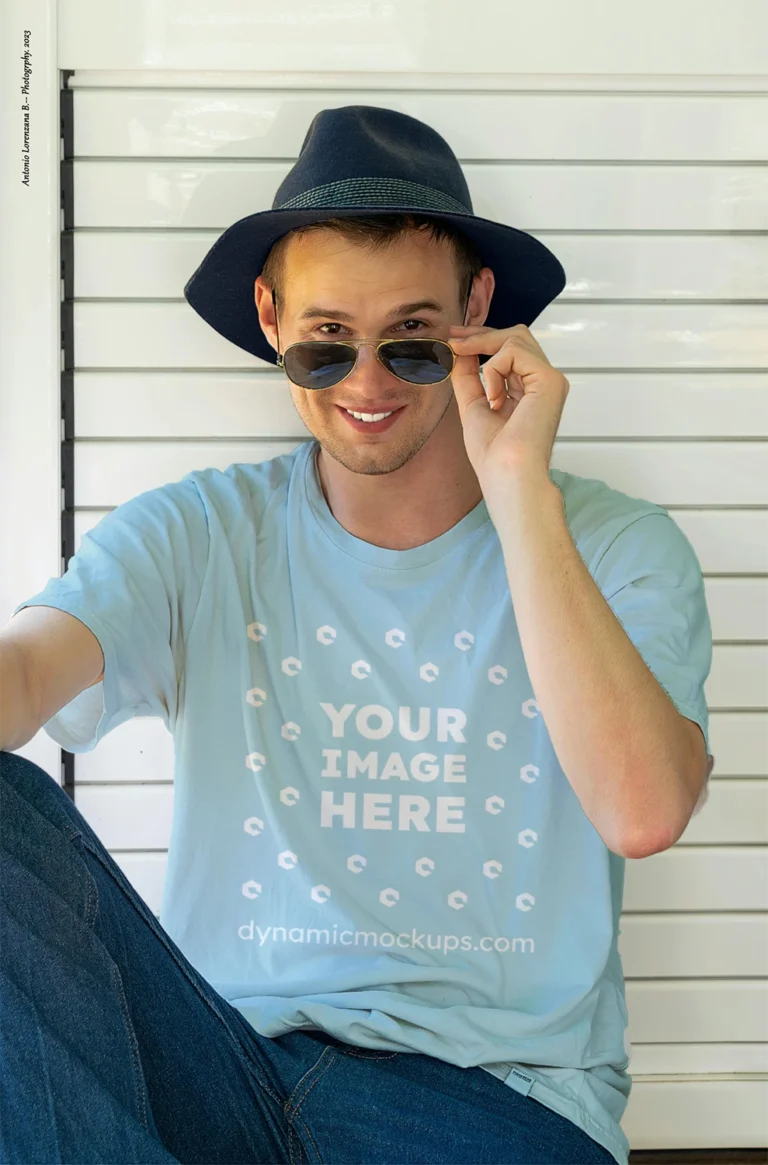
[345,409,394,422]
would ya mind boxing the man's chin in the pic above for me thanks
[315,432,424,478]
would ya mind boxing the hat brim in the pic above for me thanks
[183,204,567,368]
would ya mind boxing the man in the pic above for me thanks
[0,106,713,1165]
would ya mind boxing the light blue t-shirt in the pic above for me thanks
[16,438,714,1165]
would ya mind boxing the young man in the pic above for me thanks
[0,106,713,1165]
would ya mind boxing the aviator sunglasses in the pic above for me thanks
[272,286,472,391]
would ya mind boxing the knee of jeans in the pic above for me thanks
[1,750,56,784]
[0,750,85,843]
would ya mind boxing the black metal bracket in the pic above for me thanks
[60,71,75,801]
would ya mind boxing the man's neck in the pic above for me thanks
[313,414,485,552]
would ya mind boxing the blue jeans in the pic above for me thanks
[0,750,617,1165]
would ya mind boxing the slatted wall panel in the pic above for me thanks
[63,74,767,1149]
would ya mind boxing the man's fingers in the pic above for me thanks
[451,333,505,354]
[483,363,507,408]
[450,356,487,407]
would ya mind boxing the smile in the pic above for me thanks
[336,405,406,433]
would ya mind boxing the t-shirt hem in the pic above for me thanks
[665,699,714,813]
[666,700,711,753]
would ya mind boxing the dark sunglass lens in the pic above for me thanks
[284,343,356,389]
[379,340,454,385]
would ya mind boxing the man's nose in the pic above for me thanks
[346,342,395,381]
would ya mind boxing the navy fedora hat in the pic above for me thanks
[183,105,566,367]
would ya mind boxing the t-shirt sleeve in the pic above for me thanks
[592,511,715,818]
[12,478,209,752]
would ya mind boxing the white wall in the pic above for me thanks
[55,0,768,76]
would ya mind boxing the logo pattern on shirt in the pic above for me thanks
[241,617,544,922]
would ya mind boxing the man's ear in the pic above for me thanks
[254,276,278,352]
[470,267,495,326]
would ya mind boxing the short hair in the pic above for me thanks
[260,213,485,311]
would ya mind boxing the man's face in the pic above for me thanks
[260,229,472,478]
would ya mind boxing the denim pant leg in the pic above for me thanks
[296,1044,622,1165]
[0,750,307,1165]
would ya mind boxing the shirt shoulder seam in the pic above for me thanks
[179,475,212,658]
[592,508,670,577]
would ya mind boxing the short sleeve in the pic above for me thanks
[13,478,209,752]
[593,511,715,817]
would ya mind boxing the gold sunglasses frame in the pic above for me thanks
[276,337,459,390]
[270,284,473,390]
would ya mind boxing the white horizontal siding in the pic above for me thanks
[622,1080,767,1151]
[56,0,768,76]
[71,159,768,230]
[22,12,766,1145]
[71,89,768,160]
[706,581,768,640]
[543,979,763,1043]
[703,652,768,703]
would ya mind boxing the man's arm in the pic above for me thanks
[490,474,709,861]
[449,323,713,862]
[0,606,104,752]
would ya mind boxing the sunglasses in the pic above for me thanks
[277,337,458,391]
[271,287,470,391]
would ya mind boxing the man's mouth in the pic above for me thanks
[336,404,407,433]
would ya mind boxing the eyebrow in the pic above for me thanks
[296,299,447,323]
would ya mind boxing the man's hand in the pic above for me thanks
[448,322,570,496]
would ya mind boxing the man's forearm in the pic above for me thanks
[486,471,697,859]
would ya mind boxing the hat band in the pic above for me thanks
[277,177,470,215]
